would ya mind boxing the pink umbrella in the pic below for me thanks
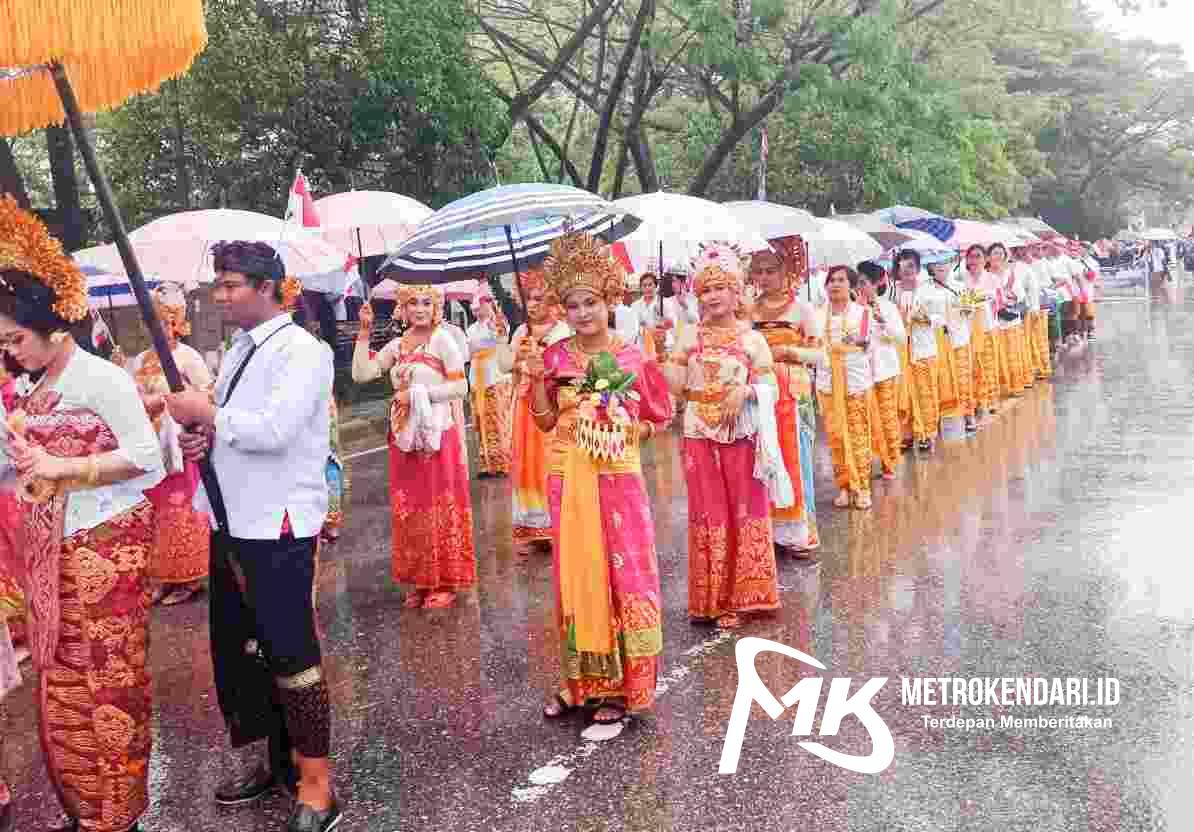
[312,191,432,259]
[945,219,1020,251]
[373,278,480,302]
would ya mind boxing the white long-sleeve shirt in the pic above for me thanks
[202,313,333,539]
[812,302,875,395]
[869,298,905,383]
[892,280,944,360]
[611,304,641,345]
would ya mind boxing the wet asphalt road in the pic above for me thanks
[4,292,1194,831]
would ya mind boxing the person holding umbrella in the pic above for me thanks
[465,283,514,478]
[0,199,164,832]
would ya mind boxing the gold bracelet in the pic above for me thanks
[87,454,100,487]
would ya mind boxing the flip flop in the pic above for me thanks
[161,585,201,606]
[543,693,575,719]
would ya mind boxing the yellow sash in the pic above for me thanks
[470,346,496,452]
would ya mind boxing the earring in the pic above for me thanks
[49,331,67,345]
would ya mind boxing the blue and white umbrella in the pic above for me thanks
[80,264,163,310]
[381,183,641,284]
[894,216,956,243]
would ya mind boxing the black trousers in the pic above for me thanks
[209,530,321,767]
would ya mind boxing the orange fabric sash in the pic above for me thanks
[934,329,960,414]
[557,444,614,654]
[897,343,925,437]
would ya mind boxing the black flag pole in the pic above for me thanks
[51,62,231,532]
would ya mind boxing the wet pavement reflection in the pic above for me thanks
[5,296,1194,831]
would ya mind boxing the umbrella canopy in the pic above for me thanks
[722,201,822,240]
[373,278,480,302]
[807,218,884,267]
[892,216,957,243]
[1006,216,1062,238]
[80,263,163,310]
[76,209,355,282]
[867,228,950,252]
[944,219,1021,251]
[872,206,944,226]
[383,183,639,284]
[0,2,207,135]
[312,190,432,258]
[1141,228,1177,241]
[612,192,769,274]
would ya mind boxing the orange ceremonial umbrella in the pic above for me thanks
[0,1,234,529]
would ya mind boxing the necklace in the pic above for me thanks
[576,335,614,356]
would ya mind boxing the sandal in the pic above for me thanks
[591,702,626,725]
[543,693,574,719]
[715,613,741,629]
[160,584,201,606]
[402,592,425,609]
[833,490,851,509]
[423,591,456,609]
[854,493,873,510]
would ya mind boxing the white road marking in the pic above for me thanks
[511,630,733,804]
[343,444,389,461]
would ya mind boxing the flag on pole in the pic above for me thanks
[285,169,321,228]
[91,308,114,352]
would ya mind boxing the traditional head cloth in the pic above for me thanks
[690,241,748,296]
[0,195,89,323]
[152,283,191,337]
[396,283,444,328]
[768,235,809,287]
[541,231,622,304]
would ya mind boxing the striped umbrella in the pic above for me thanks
[894,216,956,243]
[382,183,640,284]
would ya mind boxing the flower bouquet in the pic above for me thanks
[957,287,987,316]
[573,351,639,462]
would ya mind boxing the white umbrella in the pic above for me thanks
[1141,227,1177,241]
[75,209,353,283]
[807,218,883,267]
[611,192,770,274]
[722,200,822,240]
[312,190,432,259]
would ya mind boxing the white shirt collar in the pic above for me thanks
[242,312,294,346]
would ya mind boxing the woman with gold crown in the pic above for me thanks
[525,231,672,726]
[125,284,213,606]
[499,268,571,555]
[354,283,475,608]
[749,236,820,557]
[466,281,513,477]
[0,197,164,832]
[666,243,786,629]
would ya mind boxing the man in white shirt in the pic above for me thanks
[608,284,641,345]
[167,241,341,831]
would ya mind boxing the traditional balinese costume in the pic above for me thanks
[465,284,514,476]
[501,270,571,549]
[126,285,213,602]
[941,272,975,424]
[750,237,819,551]
[813,300,876,506]
[959,266,998,415]
[893,278,944,445]
[866,294,906,475]
[0,199,164,832]
[352,284,476,600]
[666,244,786,626]
[538,232,672,714]
[990,261,1030,396]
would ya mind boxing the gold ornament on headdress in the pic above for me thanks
[280,276,303,312]
[768,235,809,288]
[541,231,621,303]
[396,283,445,328]
[0,195,89,323]
[151,284,191,338]
[691,241,748,297]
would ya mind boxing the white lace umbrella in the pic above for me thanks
[312,190,432,258]
[612,192,770,274]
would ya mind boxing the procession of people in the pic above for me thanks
[0,190,1105,831]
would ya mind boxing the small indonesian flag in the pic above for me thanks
[286,170,321,228]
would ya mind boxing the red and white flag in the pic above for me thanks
[286,170,321,228]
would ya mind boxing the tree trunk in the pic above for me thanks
[587,0,654,192]
[0,140,31,209]
[172,80,192,210]
[46,126,86,251]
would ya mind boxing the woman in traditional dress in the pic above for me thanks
[0,198,164,832]
[748,238,819,556]
[812,266,877,510]
[466,283,513,478]
[988,244,1029,399]
[666,244,786,629]
[855,262,905,478]
[526,232,672,726]
[353,285,475,609]
[125,285,213,605]
[892,250,943,451]
[959,245,999,419]
[500,270,571,554]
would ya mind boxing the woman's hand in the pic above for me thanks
[358,302,375,335]
[143,393,166,417]
[720,384,751,428]
[524,340,546,380]
[8,435,73,481]
[393,388,411,407]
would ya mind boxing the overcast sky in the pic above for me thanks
[1087,1,1193,65]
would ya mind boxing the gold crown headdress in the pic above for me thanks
[691,241,748,296]
[541,231,621,303]
[396,283,445,328]
[280,276,303,311]
[0,195,89,323]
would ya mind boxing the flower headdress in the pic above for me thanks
[690,241,748,296]
[517,267,548,296]
[280,276,303,311]
[396,283,444,328]
[0,195,89,323]
[152,283,191,337]
[541,231,622,304]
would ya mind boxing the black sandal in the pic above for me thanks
[543,693,574,719]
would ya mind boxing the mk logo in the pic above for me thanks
[718,637,894,775]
